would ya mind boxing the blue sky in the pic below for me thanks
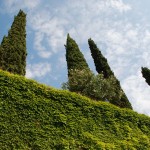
[1,0,150,116]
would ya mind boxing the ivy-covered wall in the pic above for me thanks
[0,70,150,150]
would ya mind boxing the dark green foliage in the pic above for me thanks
[65,34,90,75]
[88,38,132,110]
[88,38,114,78]
[0,70,150,149]
[111,93,132,109]
[0,10,27,76]
[142,67,150,86]
[65,34,91,93]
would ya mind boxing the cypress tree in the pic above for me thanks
[65,34,91,92]
[65,34,90,74]
[0,10,27,76]
[141,67,150,86]
[88,38,114,78]
[88,38,132,109]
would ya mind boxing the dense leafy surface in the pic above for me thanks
[0,70,150,149]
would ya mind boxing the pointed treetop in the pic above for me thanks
[141,67,150,86]
[18,9,26,16]
[67,33,70,38]
[65,34,90,73]
[88,38,114,78]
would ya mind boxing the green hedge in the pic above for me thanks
[0,70,150,149]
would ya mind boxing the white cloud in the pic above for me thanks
[26,0,132,57]
[38,51,52,58]
[34,32,46,51]
[1,0,133,52]
[57,55,66,69]
[34,32,52,58]
[2,0,41,13]
[122,71,150,116]
[28,10,67,55]
[26,63,51,78]
[109,0,131,12]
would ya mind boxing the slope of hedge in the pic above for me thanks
[0,70,150,150]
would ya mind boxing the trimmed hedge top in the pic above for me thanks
[0,70,150,150]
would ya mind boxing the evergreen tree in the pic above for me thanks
[0,10,27,76]
[65,34,90,74]
[88,38,132,109]
[88,38,114,78]
[141,67,150,86]
[65,34,90,92]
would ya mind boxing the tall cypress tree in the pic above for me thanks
[0,10,27,76]
[141,67,150,86]
[65,34,91,92]
[88,38,114,78]
[88,38,132,109]
[65,34,90,74]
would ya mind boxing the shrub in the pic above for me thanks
[62,69,122,103]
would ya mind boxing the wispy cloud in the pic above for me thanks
[109,0,131,12]
[26,0,133,57]
[123,71,150,115]
[34,32,52,58]
[2,0,41,13]
[26,62,51,78]
[28,9,67,57]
